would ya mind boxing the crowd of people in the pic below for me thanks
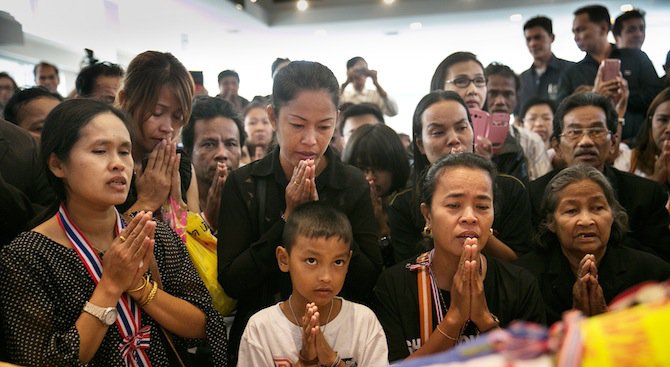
[1,4,670,366]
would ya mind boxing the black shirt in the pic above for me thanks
[217,146,382,362]
[516,244,670,325]
[556,44,663,141]
[529,166,670,261]
[388,173,534,264]
[518,54,574,113]
[373,255,546,362]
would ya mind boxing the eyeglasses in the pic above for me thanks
[445,76,487,88]
[560,127,610,141]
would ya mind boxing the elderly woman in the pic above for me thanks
[517,165,670,325]
[375,153,545,362]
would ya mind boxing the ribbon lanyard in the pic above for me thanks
[57,204,152,367]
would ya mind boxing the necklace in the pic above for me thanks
[287,295,335,332]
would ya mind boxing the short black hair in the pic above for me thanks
[41,99,130,202]
[182,96,245,154]
[282,201,352,252]
[574,5,612,31]
[485,62,520,92]
[33,61,59,77]
[613,9,645,37]
[520,97,555,119]
[338,102,384,134]
[4,87,63,125]
[272,61,339,117]
[271,58,291,78]
[346,56,366,69]
[342,123,410,196]
[523,15,553,35]
[75,62,124,98]
[218,70,239,83]
[553,92,618,140]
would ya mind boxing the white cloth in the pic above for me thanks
[512,126,552,180]
[238,298,388,367]
[341,88,399,117]
[613,143,633,173]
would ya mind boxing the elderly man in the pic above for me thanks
[181,96,244,231]
[529,92,670,261]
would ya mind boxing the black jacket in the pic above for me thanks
[529,166,670,261]
[217,146,382,361]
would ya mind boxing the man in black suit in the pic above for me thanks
[0,119,55,247]
[529,92,670,261]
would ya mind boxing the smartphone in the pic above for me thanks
[487,113,510,153]
[601,59,621,82]
[469,109,489,139]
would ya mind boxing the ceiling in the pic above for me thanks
[233,0,587,27]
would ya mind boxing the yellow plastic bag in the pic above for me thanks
[162,199,237,316]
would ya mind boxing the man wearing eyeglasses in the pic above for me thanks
[529,92,670,261]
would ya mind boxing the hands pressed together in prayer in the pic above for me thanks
[572,254,607,317]
[284,159,319,220]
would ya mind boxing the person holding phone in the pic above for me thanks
[340,57,398,117]
[388,90,534,267]
[0,99,227,366]
[557,4,662,143]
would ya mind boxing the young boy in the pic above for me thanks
[238,202,388,366]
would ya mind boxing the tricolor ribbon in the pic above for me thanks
[57,204,152,367]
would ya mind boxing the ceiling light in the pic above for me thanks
[250,0,257,2]
[510,14,522,22]
[409,22,422,30]
[620,4,634,11]
[297,0,309,11]
[383,0,396,4]
[235,3,243,10]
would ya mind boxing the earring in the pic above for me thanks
[422,225,432,237]
[490,228,494,235]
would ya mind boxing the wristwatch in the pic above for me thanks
[83,302,118,326]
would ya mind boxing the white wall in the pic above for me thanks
[2,0,669,134]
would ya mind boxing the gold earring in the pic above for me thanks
[422,225,432,237]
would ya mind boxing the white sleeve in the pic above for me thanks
[381,95,399,117]
[237,321,275,366]
[358,309,389,367]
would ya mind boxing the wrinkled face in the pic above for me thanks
[278,235,351,308]
[618,17,645,49]
[17,96,60,140]
[523,103,554,145]
[51,113,133,207]
[35,65,60,93]
[90,75,122,105]
[342,113,380,146]
[219,76,239,98]
[524,26,554,60]
[418,100,474,164]
[550,179,613,260]
[486,74,517,114]
[271,90,337,176]
[557,105,614,171]
[192,116,241,186]
[0,76,15,105]
[421,166,494,258]
[443,60,487,110]
[572,13,607,53]
[651,100,670,149]
[135,85,185,155]
[244,106,273,146]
